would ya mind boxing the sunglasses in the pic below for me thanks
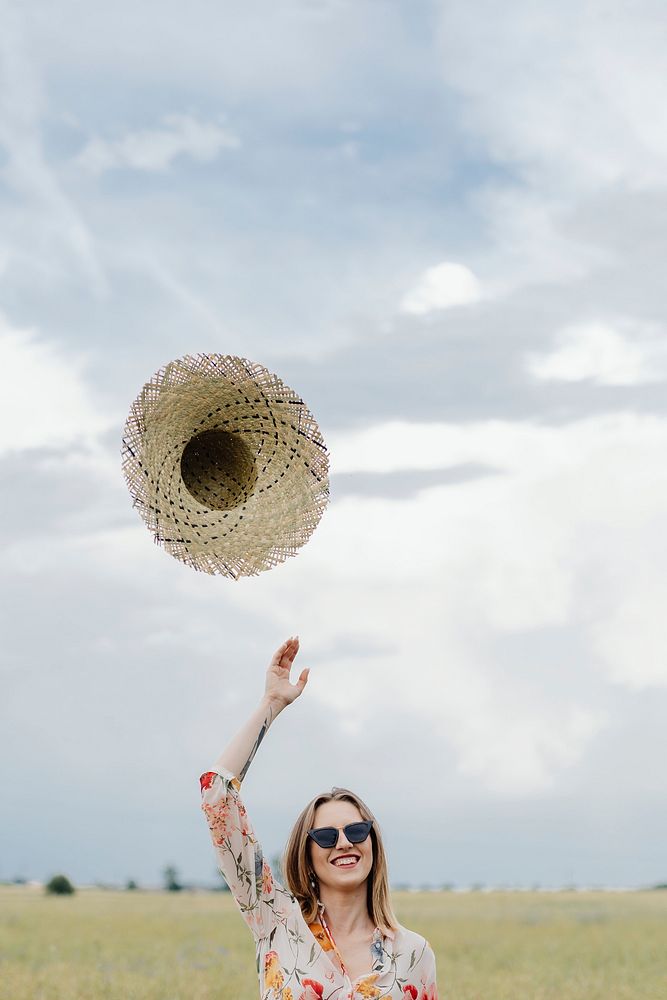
[307,820,373,849]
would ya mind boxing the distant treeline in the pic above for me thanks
[3,874,667,894]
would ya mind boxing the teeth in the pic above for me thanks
[333,857,358,866]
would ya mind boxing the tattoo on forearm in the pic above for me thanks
[238,706,273,782]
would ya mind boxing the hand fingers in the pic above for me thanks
[270,639,291,667]
[284,636,299,664]
[280,636,299,668]
[271,636,299,669]
[296,667,310,692]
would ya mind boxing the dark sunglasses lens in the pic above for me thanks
[345,821,372,843]
[310,827,338,848]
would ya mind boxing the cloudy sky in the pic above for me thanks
[2,0,666,890]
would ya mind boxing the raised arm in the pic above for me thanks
[200,637,309,940]
[214,635,309,782]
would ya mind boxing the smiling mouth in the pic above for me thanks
[330,855,360,868]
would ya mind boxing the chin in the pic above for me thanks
[324,866,371,889]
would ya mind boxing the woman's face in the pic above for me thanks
[309,799,374,892]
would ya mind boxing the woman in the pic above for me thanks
[200,636,439,1000]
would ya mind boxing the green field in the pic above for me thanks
[1,886,665,999]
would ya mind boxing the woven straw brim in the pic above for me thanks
[121,354,329,578]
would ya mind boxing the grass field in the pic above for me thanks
[1,886,665,999]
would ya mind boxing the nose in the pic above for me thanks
[335,827,353,849]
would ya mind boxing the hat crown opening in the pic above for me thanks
[180,428,258,512]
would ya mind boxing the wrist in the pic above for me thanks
[261,694,286,717]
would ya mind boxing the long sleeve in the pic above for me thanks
[417,942,439,1000]
[200,767,289,941]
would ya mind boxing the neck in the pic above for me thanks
[319,883,375,938]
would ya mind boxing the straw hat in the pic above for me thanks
[121,354,329,578]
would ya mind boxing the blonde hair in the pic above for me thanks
[283,787,398,933]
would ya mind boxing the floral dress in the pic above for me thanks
[201,768,439,1000]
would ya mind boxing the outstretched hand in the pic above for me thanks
[265,636,309,710]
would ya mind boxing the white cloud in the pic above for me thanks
[0,315,111,454]
[24,2,413,111]
[221,412,667,794]
[527,321,667,386]
[329,418,572,477]
[76,114,240,174]
[400,261,481,315]
[432,2,667,303]
[590,581,667,689]
[0,6,105,289]
[451,703,605,794]
[436,0,667,192]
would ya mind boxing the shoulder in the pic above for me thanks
[393,923,428,948]
[392,924,435,962]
